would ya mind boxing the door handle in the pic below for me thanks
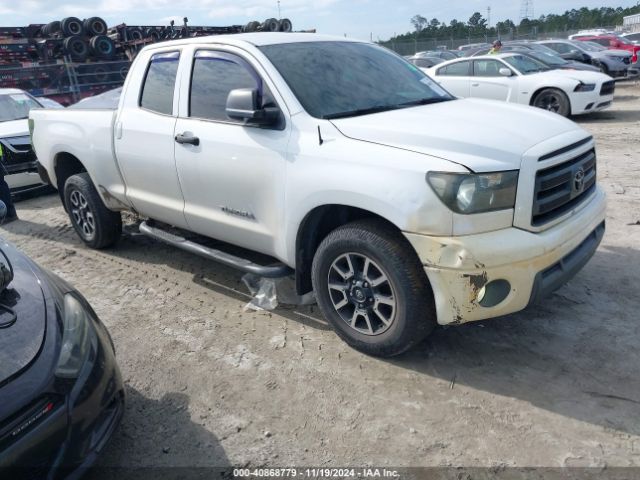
[175,133,200,146]
[472,83,480,87]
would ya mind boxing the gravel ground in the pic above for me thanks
[2,84,640,475]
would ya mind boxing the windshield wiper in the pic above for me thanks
[322,105,403,120]
[398,97,452,107]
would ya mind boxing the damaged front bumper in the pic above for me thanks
[403,186,607,325]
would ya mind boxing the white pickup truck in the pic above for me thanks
[30,33,606,356]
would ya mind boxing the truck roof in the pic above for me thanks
[142,32,364,51]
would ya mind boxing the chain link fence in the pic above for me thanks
[379,27,617,56]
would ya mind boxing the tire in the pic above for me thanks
[64,173,122,249]
[61,17,84,37]
[144,27,160,41]
[127,27,144,41]
[89,35,115,59]
[83,17,108,36]
[532,88,571,117]
[263,18,279,32]
[244,21,260,32]
[63,36,89,62]
[278,18,293,32]
[43,21,61,37]
[311,219,436,357]
[598,63,609,75]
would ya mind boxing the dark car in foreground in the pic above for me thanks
[0,212,124,479]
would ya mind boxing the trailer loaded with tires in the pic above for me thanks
[0,16,295,105]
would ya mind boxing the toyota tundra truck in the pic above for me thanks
[29,33,606,357]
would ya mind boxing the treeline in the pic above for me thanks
[389,6,640,42]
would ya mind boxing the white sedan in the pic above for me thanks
[426,53,615,116]
[0,89,57,194]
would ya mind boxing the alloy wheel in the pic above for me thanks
[69,190,96,240]
[327,252,396,336]
[535,92,562,112]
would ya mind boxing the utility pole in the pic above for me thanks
[277,1,281,19]
[520,0,534,22]
[487,6,491,29]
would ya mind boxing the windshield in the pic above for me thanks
[259,42,453,119]
[578,41,605,52]
[504,55,551,74]
[525,50,567,66]
[527,43,561,55]
[0,93,42,122]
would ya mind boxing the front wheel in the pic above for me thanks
[312,219,436,357]
[532,88,571,117]
[64,173,122,249]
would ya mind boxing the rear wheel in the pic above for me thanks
[532,88,571,117]
[312,219,436,357]
[64,173,122,249]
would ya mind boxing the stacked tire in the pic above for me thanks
[244,18,292,32]
[41,16,115,62]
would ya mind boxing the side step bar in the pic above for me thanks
[139,221,293,278]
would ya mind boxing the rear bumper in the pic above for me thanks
[403,186,606,325]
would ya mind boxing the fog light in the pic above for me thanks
[478,280,511,308]
[476,286,486,303]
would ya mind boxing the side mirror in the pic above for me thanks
[225,88,279,127]
[499,68,513,77]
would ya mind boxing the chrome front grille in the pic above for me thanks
[532,149,597,226]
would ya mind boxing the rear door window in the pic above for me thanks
[473,59,504,77]
[547,43,571,54]
[437,61,471,76]
[140,51,180,115]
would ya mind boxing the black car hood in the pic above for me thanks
[0,241,47,386]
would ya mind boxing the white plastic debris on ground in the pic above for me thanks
[242,274,316,311]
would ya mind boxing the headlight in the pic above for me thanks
[55,293,97,379]
[574,83,596,92]
[427,171,518,214]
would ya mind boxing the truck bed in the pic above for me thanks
[30,107,130,209]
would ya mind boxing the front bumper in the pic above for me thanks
[404,186,606,325]
[572,93,614,115]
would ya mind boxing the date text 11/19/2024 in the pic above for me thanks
[233,468,401,478]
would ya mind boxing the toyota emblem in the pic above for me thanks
[574,168,585,192]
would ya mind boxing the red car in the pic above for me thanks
[571,34,639,63]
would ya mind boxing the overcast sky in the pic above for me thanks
[1,0,637,41]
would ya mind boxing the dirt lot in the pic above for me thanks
[2,84,640,474]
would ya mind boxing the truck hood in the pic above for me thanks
[0,119,29,138]
[330,98,580,172]
[0,241,46,385]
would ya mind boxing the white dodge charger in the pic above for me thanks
[426,53,615,116]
